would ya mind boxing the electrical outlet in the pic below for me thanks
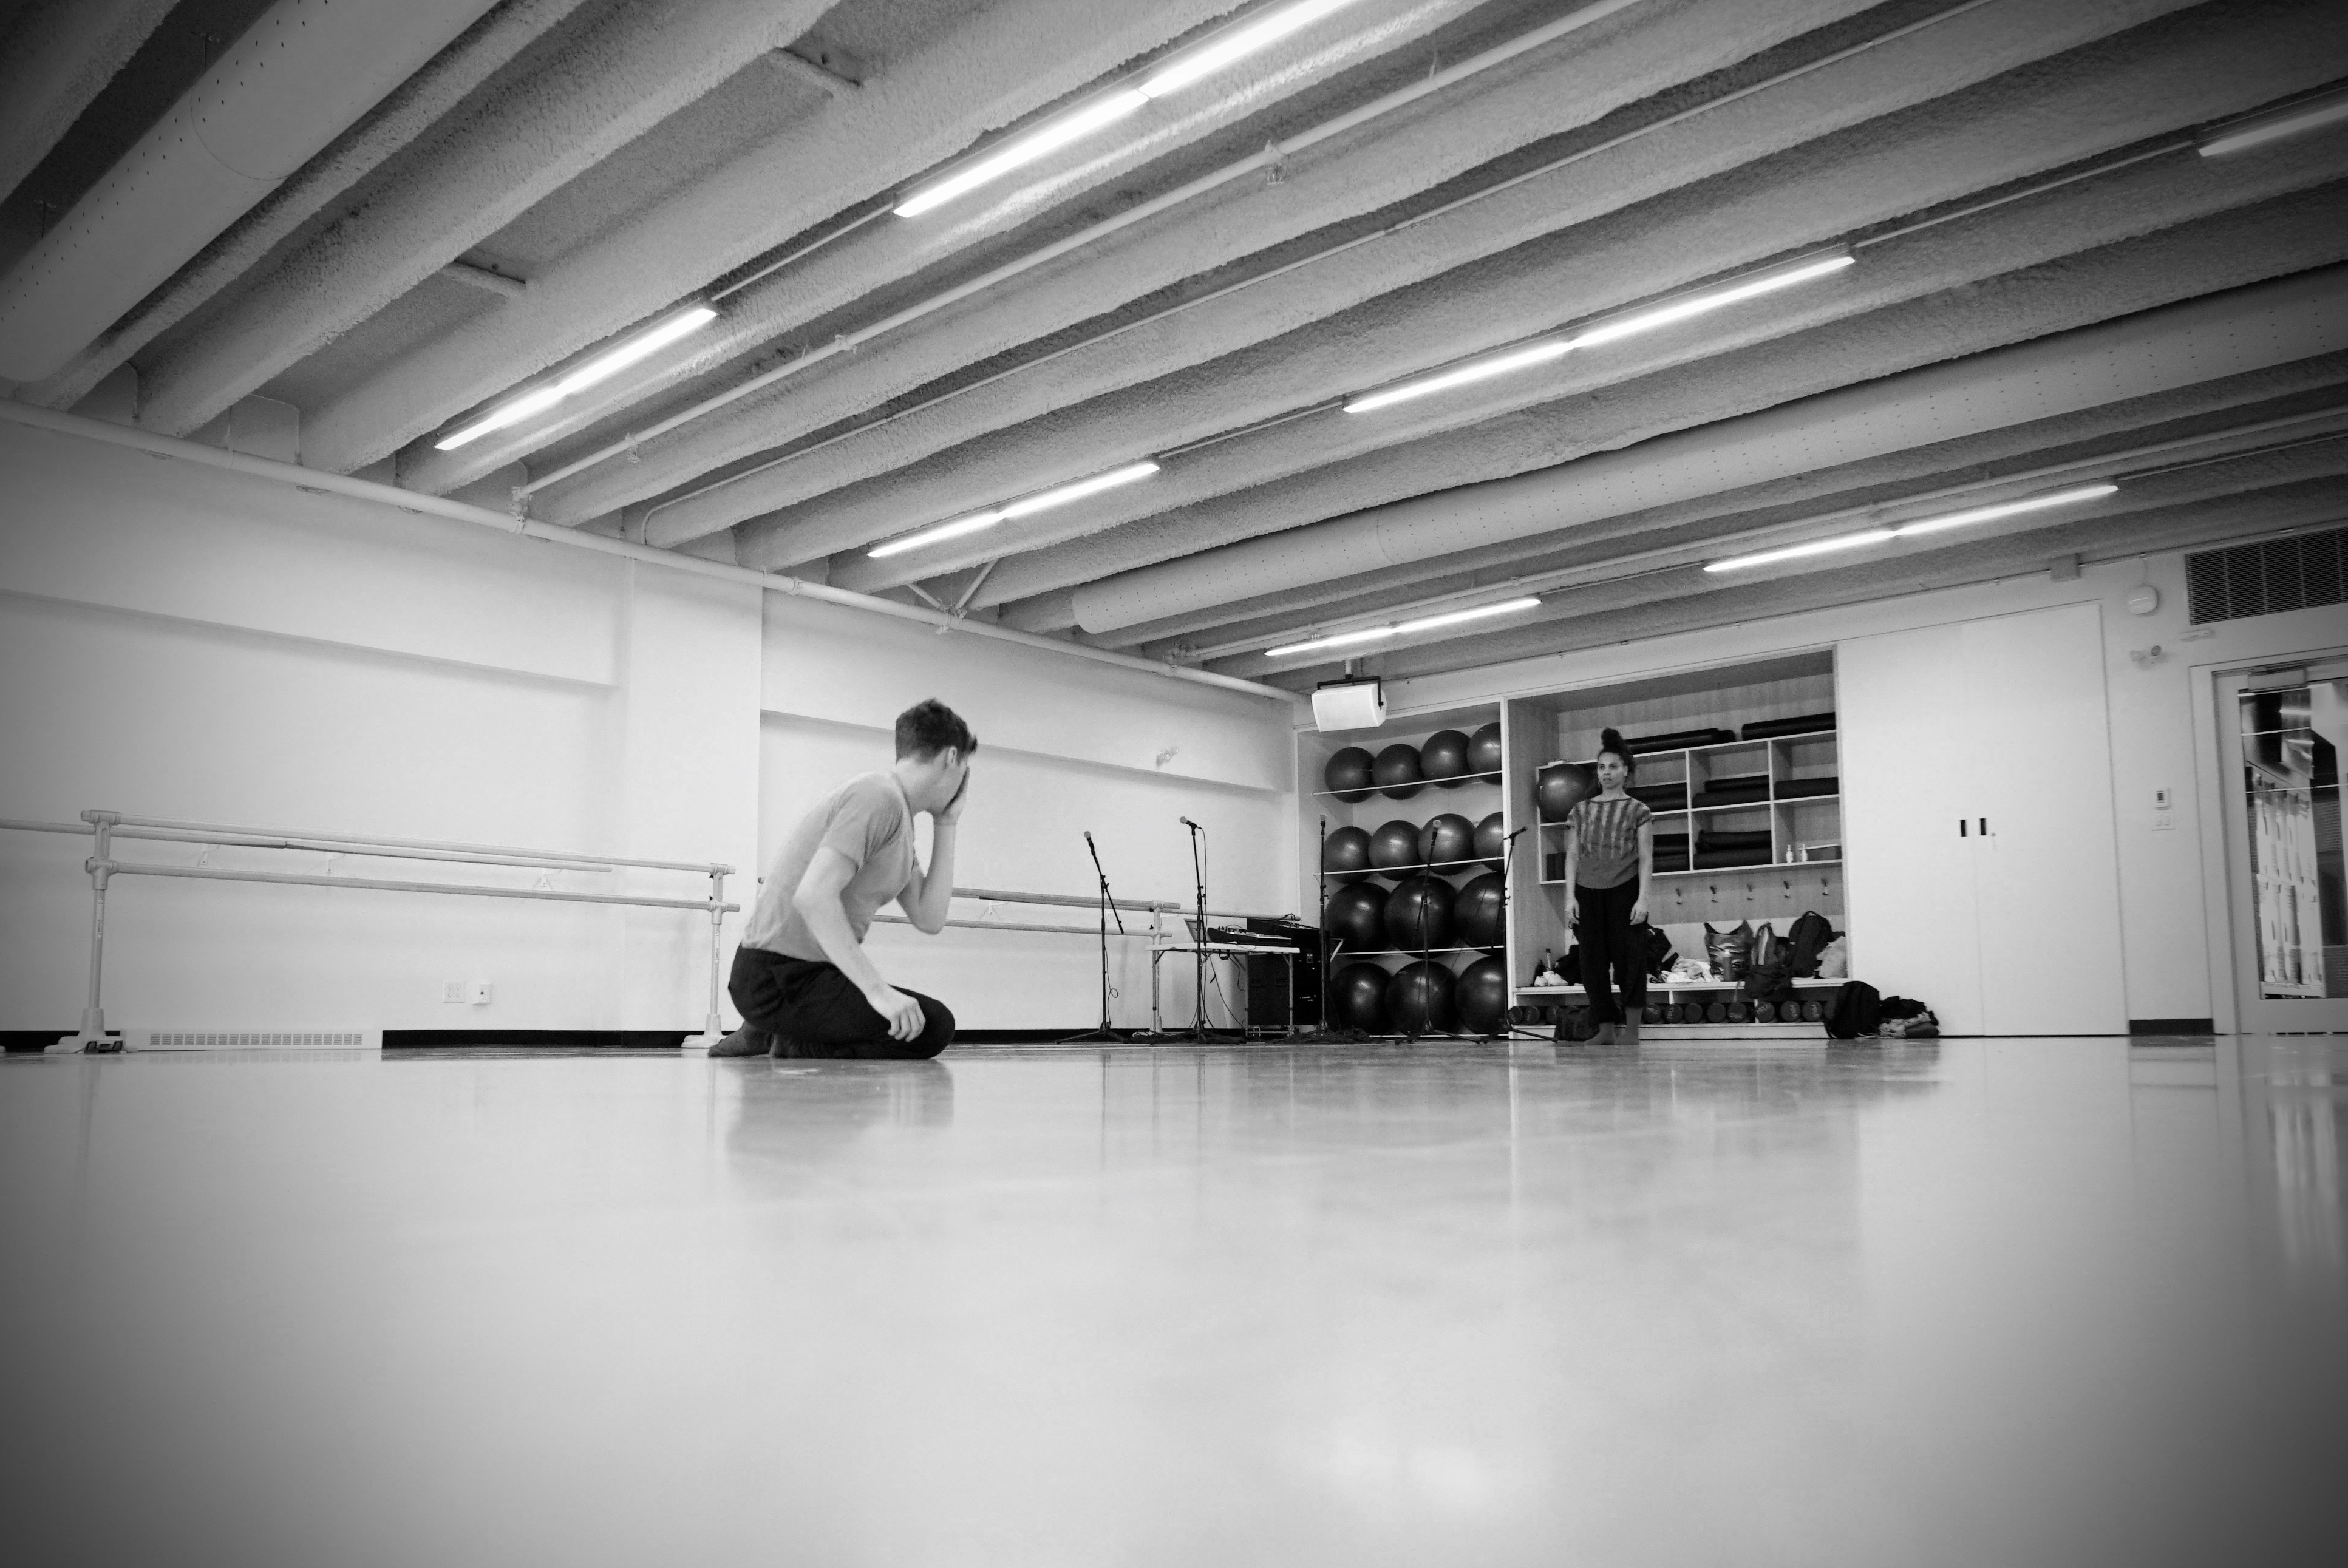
[2152,812,2175,832]
[443,981,465,1003]
[467,982,493,1005]
[2152,787,2172,810]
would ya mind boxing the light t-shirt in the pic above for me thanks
[742,773,917,961]
[1567,794,1653,891]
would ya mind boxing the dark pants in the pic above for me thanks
[1574,881,1649,1027]
[728,946,955,1059]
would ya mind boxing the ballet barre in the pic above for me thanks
[2,810,737,1053]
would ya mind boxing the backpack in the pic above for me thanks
[1641,924,1677,979]
[1704,921,1755,980]
[1780,911,1836,977]
[1823,980,1881,1040]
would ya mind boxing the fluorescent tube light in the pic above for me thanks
[2199,90,2348,157]
[1568,251,1855,348]
[894,89,1149,217]
[1344,251,1853,415]
[1704,530,1896,573]
[866,461,1160,558]
[1888,482,2118,537]
[1267,596,1540,657]
[999,460,1160,517]
[1344,340,1573,415]
[867,511,1005,559]
[436,305,717,450]
[1703,481,2120,572]
[1137,0,1362,99]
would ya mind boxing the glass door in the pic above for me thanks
[2223,656,2348,1033]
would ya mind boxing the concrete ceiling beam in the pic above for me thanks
[557,0,1907,536]
[1203,442,2348,676]
[301,0,1272,480]
[1292,477,2348,687]
[403,0,1463,501]
[15,0,597,413]
[0,0,176,205]
[781,1,2348,589]
[128,0,845,441]
[1055,234,2348,636]
[1091,366,2348,650]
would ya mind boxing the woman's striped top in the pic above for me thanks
[1567,794,1653,890]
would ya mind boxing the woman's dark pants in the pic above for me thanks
[728,946,955,1059]
[1574,881,1649,1027]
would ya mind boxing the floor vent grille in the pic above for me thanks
[2186,524,2347,623]
[147,1031,366,1048]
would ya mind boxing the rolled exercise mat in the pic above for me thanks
[1704,1000,1730,1023]
[1629,781,1689,811]
[1652,849,1690,873]
[1697,829,1773,855]
[1775,775,1840,799]
[1691,773,1769,809]
[1695,847,1774,869]
[1726,1000,1751,1023]
[1752,1000,1778,1023]
[1800,998,1826,1022]
[1622,727,1735,754]
[1741,711,1836,741]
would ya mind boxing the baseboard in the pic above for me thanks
[383,1029,692,1049]
[2129,1017,2217,1036]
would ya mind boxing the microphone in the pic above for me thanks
[1085,830,1096,850]
[1179,816,1200,829]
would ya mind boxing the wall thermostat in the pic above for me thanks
[2125,584,2160,616]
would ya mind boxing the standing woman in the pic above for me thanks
[1562,728,1656,1045]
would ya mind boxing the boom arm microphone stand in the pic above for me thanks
[1060,831,1127,1044]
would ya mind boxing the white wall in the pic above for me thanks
[1362,546,2348,1031]
[0,423,1299,1042]
[758,595,1299,1031]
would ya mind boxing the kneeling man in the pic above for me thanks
[713,699,973,1059]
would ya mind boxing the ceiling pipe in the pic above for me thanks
[0,0,501,384]
[0,400,1299,707]
[1068,263,2348,634]
[0,0,177,205]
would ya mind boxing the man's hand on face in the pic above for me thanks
[934,762,971,825]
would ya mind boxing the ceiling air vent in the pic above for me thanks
[2185,525,2347,625]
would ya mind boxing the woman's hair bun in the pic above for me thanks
[1597,728,1635,773]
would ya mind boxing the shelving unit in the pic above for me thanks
[1533,729,1842,883]
[1304,702,1519,1037]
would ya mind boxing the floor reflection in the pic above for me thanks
[0,1037,2339,1567]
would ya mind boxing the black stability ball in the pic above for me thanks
[1324,746,1375,802]
[1418,813,1475,871]
[1368,819,1424,875]
[1383,874,1455,952]
[1456,957,1510,1036]
[1321,826,1373,884]
[1472,810,1507,873]
[1372,742,1424,799]
[1454,872,1505,951]
[1323,881,1388,952]
[1387,960,1458,1034]
[1536,761,1597,821]
[1420,730,1471,787]
[1330,962,1393,1033]
[1466,721,1503,778]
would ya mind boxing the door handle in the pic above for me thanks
[1979,818,1988,836]
[1959,819,1967,837]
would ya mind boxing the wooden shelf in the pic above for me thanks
[1313,768,1502,799]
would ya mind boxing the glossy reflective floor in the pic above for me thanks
[3,1037,2342,1567]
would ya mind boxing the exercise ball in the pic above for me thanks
[1536,761,1597,821]
[1466,721,1502,778]
[1456,956,1510,1035]
[1418,813,1475,870]
[1373,742,1424,799]
[1420,729,1471,787]
[1324,746,1375,802]
[1321,826,1373,884]
[1369,819,1424,875]
[1387,959,1458,1034]
[1330,962,1392,1033]
[1384,874,1455,952]
[1473,811,1506,872]
[1324,881,1388,952]
[1454,871,1505,951]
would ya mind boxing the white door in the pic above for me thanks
[1960,603,2129,1035]
[2218,655,2348,1034]
[1840,622,1985,1033]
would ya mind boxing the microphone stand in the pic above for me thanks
[1179,818,1237,1042]
[1060,832,1125,1044]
